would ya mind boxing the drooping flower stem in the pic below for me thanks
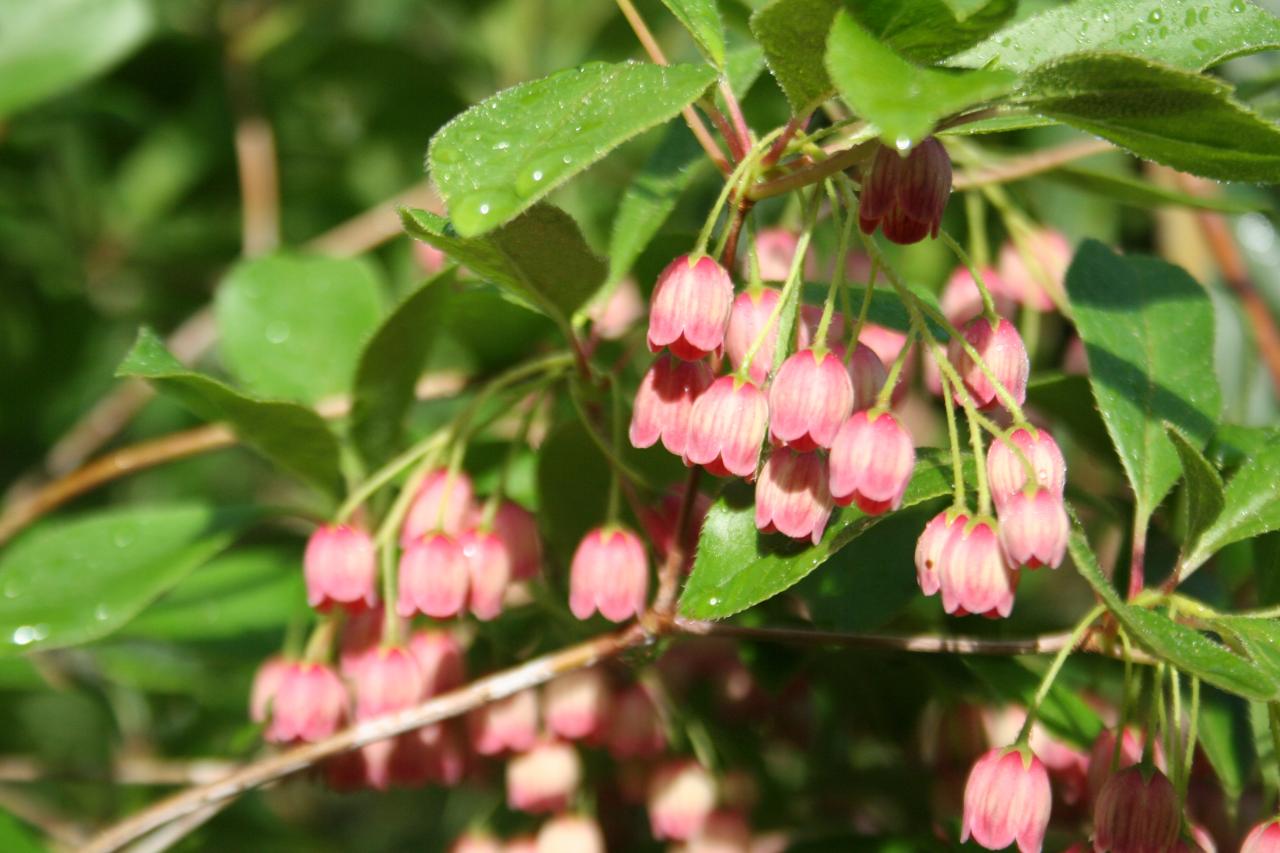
[965,190,989,269]
[940,370,967,509]
[379,545,400,645]
[480,388,545,530]
[1181,675,1200,809]
[963,400,992,517]
[813,182,856,349]
[939,230,998,323]
[873,328,917,412]
[302,613,342,665]
[1014,604,1104,744]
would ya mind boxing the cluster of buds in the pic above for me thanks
[632,249,915,549]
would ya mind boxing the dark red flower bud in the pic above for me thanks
[858,138,952,245]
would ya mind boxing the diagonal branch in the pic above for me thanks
[952,138,1113,190]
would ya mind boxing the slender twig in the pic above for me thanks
[747,141,875,201]
[0,372,466,546]
[81,624,650,853]
[1173,172,1280,398]
[613,0,730,174]
[0,785,88,848]
[232,116,280,257]
[0,756,237,786]
[126,801,231,853]
[652,468,703,615]
[951,138,1113,190]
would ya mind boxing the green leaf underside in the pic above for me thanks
[1166,426,1226,549]
[661,0,726,67]
[679,448,960,620]
[0,504,253,656]
[350,270,454,468]
[1068,526,1276,700]
[117,329,344,497]
[214,253,385,405]
[402,204,605,320]
[1042,165,1263,213]
[1197,691,1247,799]
[953,0,1280,74]
[0,0,153,118]
[751,0,840,112]
[847,0,1017,64]
[123,548,306,640]
[826,11,1015,146]
[1018,54,1280,182]
[1065,241,1221,522]
[427,61,717,236]
[1186,442,1280,569]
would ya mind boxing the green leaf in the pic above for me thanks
[1042,165,1262,214]
[1017,54,1280,182]
[1166,426,1226,548]
[1207,424,1280,469]
[1068,526,1276,700]
[0,809,44,853]
[1025,373,1119,467]
[661,0,726,67]
[1185,443,1280,570]
[214,253,385,405]
[826,11,1015,146]
[123,548,306,640]
[1065,241,1220,522]
[1251,701,1280,797]
[606,125,707,286]
[117,328,344,497]
[0,504,252,656]
[402,204,606,322]
[679,448,959,620]
[799,503,945,631]
[952,0,1280,74]
[848,0,1017,64]
[350,270,454,468]
[0,0,153,118]
[427,61,717,236]
[1215,617,1280,685]
[536,420,611,561]
[750,0,839,112]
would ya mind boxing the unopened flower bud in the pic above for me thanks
[1093,765,1180,853]
[648,254,734,360]
[858,137,952,245]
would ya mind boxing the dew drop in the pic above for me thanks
[1148,8,1163,22]
[265,321,291,344]
[708,597,720,607]
[494,140,510,151]
[95,604,110,622]
[12,626,36,646]
[1185,7,1198,24]
[1230,0,1246,11]
[432,145,463,165]
[1192,36,1212,50]
[113,528,136,548]
[894,136,912,152]
[3,580,20,599]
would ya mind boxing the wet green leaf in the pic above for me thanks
[660,0,726,67]
[1186,442,1280,570]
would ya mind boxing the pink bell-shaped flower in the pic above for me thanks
[1242,818,1280,853]
[828,410,915,514]
[960,746,1052,853]
[304,524,378,612]
[998,488,1069,569]
[630,352,714,457]
[752,227,816,282]
[492,500,542,581]
[1093,765,1180,853]
[544,667,611,742]
[397,533,469,619]
[988,427,1067,511]
[265,662,349,743]
[685,375,770,478]
[401,469,475,545]
[458,528,511,621]
[468,688,538,756]
[768,349,854,451]
[998,229,1071,312]
[914,510,967,597]
[506,739,582,814]
[724,288,782,385]
[940,265,1015,324]
[249,656,289,724]
[587,276,645,341]
[648,759,718,841]
[408,628,466,697]
[846,341,888,411]
[352,647,428,790]
[949,316,1029,410]
[755,448,833,545]
[648,254,734,361]
[938,518,1018,618]
[568,526,648,622]
[536,815,605,853]
[858,137,952,245]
